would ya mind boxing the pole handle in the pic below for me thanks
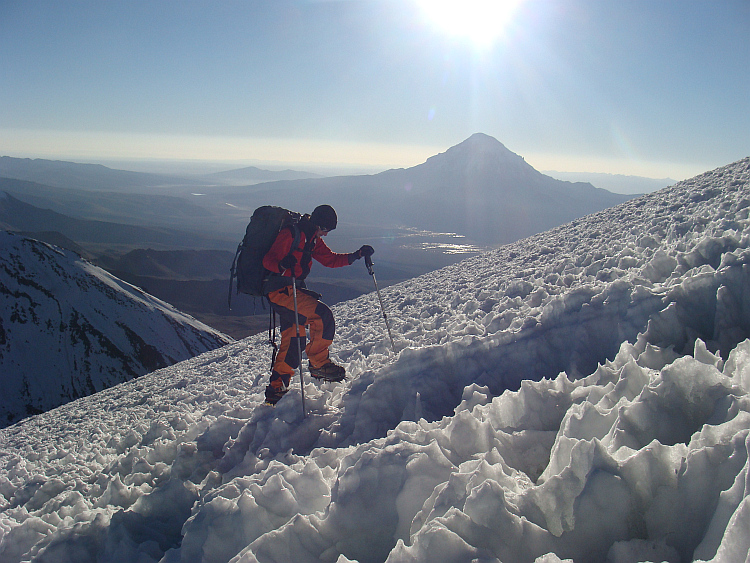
[365,254,374,275]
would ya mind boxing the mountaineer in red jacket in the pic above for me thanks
[262,204,374,405]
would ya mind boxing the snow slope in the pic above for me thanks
[1,158,750,562]
[0,230,233,426]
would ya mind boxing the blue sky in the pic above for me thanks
[1,0,748,179]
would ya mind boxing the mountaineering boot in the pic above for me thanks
[264,387,286,406]
[309,361,346,382]
[264,380,288,406]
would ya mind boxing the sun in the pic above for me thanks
[416,0,525,47]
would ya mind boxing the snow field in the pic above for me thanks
[1,157,750,561]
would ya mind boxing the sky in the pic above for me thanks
[1,0,749,180]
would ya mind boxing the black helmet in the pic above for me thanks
[311,204,337,231]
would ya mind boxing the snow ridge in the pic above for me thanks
[0,232,233,427]
[1,158,750,562]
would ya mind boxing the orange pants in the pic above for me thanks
[267,286,335,393]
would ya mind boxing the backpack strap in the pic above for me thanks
[299,233,316,281]
[287,223,301,263]
[275,222,302,267]
[261,223,302,295]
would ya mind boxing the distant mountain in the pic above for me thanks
[378,133,634,243]
[0,176,229,233]
[0,189,228,250]
[0,156,208,191]
[544,170,676,195]
[0,230,233,427]
[224,133,635,245]
[0,155,322,190]
[204,166,322,185]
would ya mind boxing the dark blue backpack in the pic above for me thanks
[228,206,300,307]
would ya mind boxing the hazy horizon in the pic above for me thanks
[0,133,726,183]
[0,147,683,188]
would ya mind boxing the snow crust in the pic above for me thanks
[1,157,750,562]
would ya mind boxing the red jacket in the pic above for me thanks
[263,226,350,282]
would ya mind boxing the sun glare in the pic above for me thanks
[417,0,524,47]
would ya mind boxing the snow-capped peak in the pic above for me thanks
[0,231,232,427]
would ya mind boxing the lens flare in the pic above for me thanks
[417,0,525,47]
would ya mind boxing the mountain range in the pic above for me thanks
[0,134,635,245]
[0,229,232,427]
[0,156,321,190]
[0,133,637,336]
[0,156,206,192]
[0,189,226,252]
[202,165,322,185]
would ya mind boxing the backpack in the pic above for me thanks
[228,206,301,308]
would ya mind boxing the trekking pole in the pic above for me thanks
[365,255,396,352]
[291,276,306,418]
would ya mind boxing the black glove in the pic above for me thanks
[279,254,297,271]
[348,245,374,264]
